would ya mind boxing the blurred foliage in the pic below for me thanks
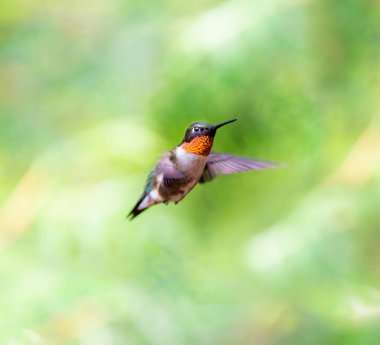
[1,0,380,344]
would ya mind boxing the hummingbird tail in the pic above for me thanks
[127,194,149,220]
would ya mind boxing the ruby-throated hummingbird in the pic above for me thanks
[128,119,277,219]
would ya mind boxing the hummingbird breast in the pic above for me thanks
[158,146,208,202]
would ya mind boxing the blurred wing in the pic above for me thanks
[157,151,187,187]
[199,152,278,183]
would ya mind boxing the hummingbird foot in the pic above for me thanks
[164,201,169,205]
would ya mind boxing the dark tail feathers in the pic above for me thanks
[127,194,148,220]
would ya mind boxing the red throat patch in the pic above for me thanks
[182,135,214,156]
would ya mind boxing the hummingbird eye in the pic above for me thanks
[193,126,201,133]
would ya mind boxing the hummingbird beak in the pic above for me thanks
[212,118,237,131]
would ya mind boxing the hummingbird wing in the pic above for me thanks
[199,152,278,183]
[157,151,188,187]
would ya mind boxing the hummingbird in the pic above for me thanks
[128,119,277,219]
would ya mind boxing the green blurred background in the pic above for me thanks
[1,0,380,344]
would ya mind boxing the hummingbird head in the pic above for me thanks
[181,118,237,155]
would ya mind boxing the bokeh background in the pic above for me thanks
[1,0,380,344]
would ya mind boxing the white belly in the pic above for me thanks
[175,146,207,176]
[169,147,207,202]
[141,147,208,208]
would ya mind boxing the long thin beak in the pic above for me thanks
[213,118,238,130]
